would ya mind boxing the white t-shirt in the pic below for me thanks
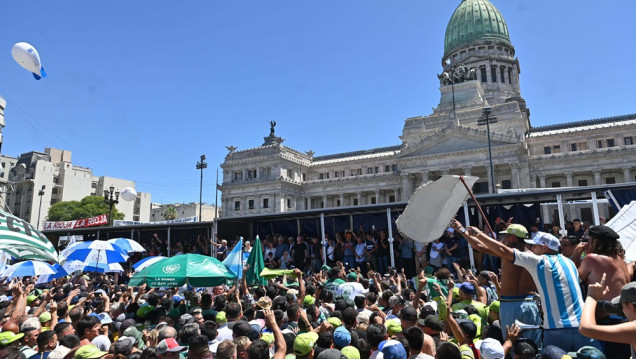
[336,282,367,301]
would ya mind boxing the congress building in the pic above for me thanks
[219,0,636,224]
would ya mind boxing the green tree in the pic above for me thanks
[47,196,125,222]
[162,205,178,220]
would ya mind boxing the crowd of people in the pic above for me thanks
[0,218,634,359]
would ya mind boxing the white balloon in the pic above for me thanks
[11,42,47,80]
[120,187,137,201]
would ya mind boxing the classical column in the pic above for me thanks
[339,194,345,207]
[306,197,311,210]
[322,195,328,208]
[623,166,632,183]
[486,166,494,193]
[565,171,574,187]
[393,188,400,202]
[421,171,429,185]
[462,166,472,176]
[374,190,380,204]
[357,192,362,206]
[510,163,520,188]
[538,174,547,188]
[593,169,602,185]
[401,173,412,199]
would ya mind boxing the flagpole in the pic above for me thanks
[459,175,494,235]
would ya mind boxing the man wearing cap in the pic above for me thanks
[465,225,600,351]
[580,278,636,358]
[325,267,346,295]
[336,272,367,301]
[73,345,109,359]
[156,338,187,359]
[450,283,488,322]
[573,225,632,358]
[452,219,540,345]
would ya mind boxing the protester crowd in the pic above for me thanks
[0,218,635,359]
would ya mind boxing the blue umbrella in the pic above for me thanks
[35,263,70,284]
[63,240,128,272]
[107,238,146,254]
[63,260,124,273]
[2,260,56,279]
[132,256,165,272]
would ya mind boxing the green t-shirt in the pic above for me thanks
[452,300,488,322]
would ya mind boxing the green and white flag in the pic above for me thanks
[0,210,57,262]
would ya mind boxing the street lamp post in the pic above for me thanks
[104,186,119,226]
[478,107,498,193]
[36,185,45,229]
[196,155,207,222]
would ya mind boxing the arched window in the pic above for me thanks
[491,66,497,82]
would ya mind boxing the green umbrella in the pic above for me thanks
[128,254,235,287]
[0,210,57,262]
[245,236,266,286]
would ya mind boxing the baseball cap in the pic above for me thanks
[97,313,112,325]
[333,326,351,347]
[172,295,183,304]
[379,340,407,359]
[114,337,135,355]
[0,331,24,345]
[500,224,528,239]
[457,319,477,338]
[303,295,316,307]
[327,317,342,328]
[342,346,361,359]
[385,319,402,336]
[293,332,319,356]
[74,345,108,359]
[39,311,52,323]
[611,282,636,305]
[459,282,475,295]
[346,272,358,281]
[567,346,606,359]
[479,338,505,359]
[256,296,272,310]
[588,226,620,241]
[262,333,275,345]
[233,320,254,338]
[524,232,560,251]
[400,306,417,322]
[216,311,227,325]
[423,315,444,332]
[156,338,186,356]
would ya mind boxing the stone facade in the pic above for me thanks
[219,1,636,223]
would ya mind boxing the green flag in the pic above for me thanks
[260,268,296,280]
[245,236,267,286]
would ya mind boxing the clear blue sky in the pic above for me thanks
[1,1,635,205]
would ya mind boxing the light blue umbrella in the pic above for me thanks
[132,256,165,272]
[2,260,56,279]
[107,238,146,254]
[63,260,123,274]
[36,263,70,284]
[64,240,128,263]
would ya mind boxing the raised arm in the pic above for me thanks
[467,226,514,262]
[295,268,305,307]
[451,219,496,256]
[264,309,286,359]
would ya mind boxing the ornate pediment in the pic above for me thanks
[399,125,518,158]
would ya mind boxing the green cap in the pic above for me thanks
[488,301,500,313]
[0,331,24,345]
[216,311,227,325]
[327,317,342,328]
[262,333,274,345]
[342,346,360,359]
[39,311,52,323]
[27,295,38,305]
[321,265,331,272]
[452,287,460,301]
[500,224,528,239]
[386,319,402,336]
[293,332,319,356]
[346,272,358,281]
[74,345,107,359]
[136,305,154,318]
[303,295,316,307]
[424,266,435,275]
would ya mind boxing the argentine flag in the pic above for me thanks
[222,238,244,279]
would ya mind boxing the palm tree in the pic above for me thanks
[162,205,178,220]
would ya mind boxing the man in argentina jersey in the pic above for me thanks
[468,228,603,352]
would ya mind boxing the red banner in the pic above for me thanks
[42,214,108,230]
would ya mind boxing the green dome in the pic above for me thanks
[444,0,511,56]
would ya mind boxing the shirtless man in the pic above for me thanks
[451,220,541,345]
[571,225,631,358]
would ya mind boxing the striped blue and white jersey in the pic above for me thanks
[513,250,583,329]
